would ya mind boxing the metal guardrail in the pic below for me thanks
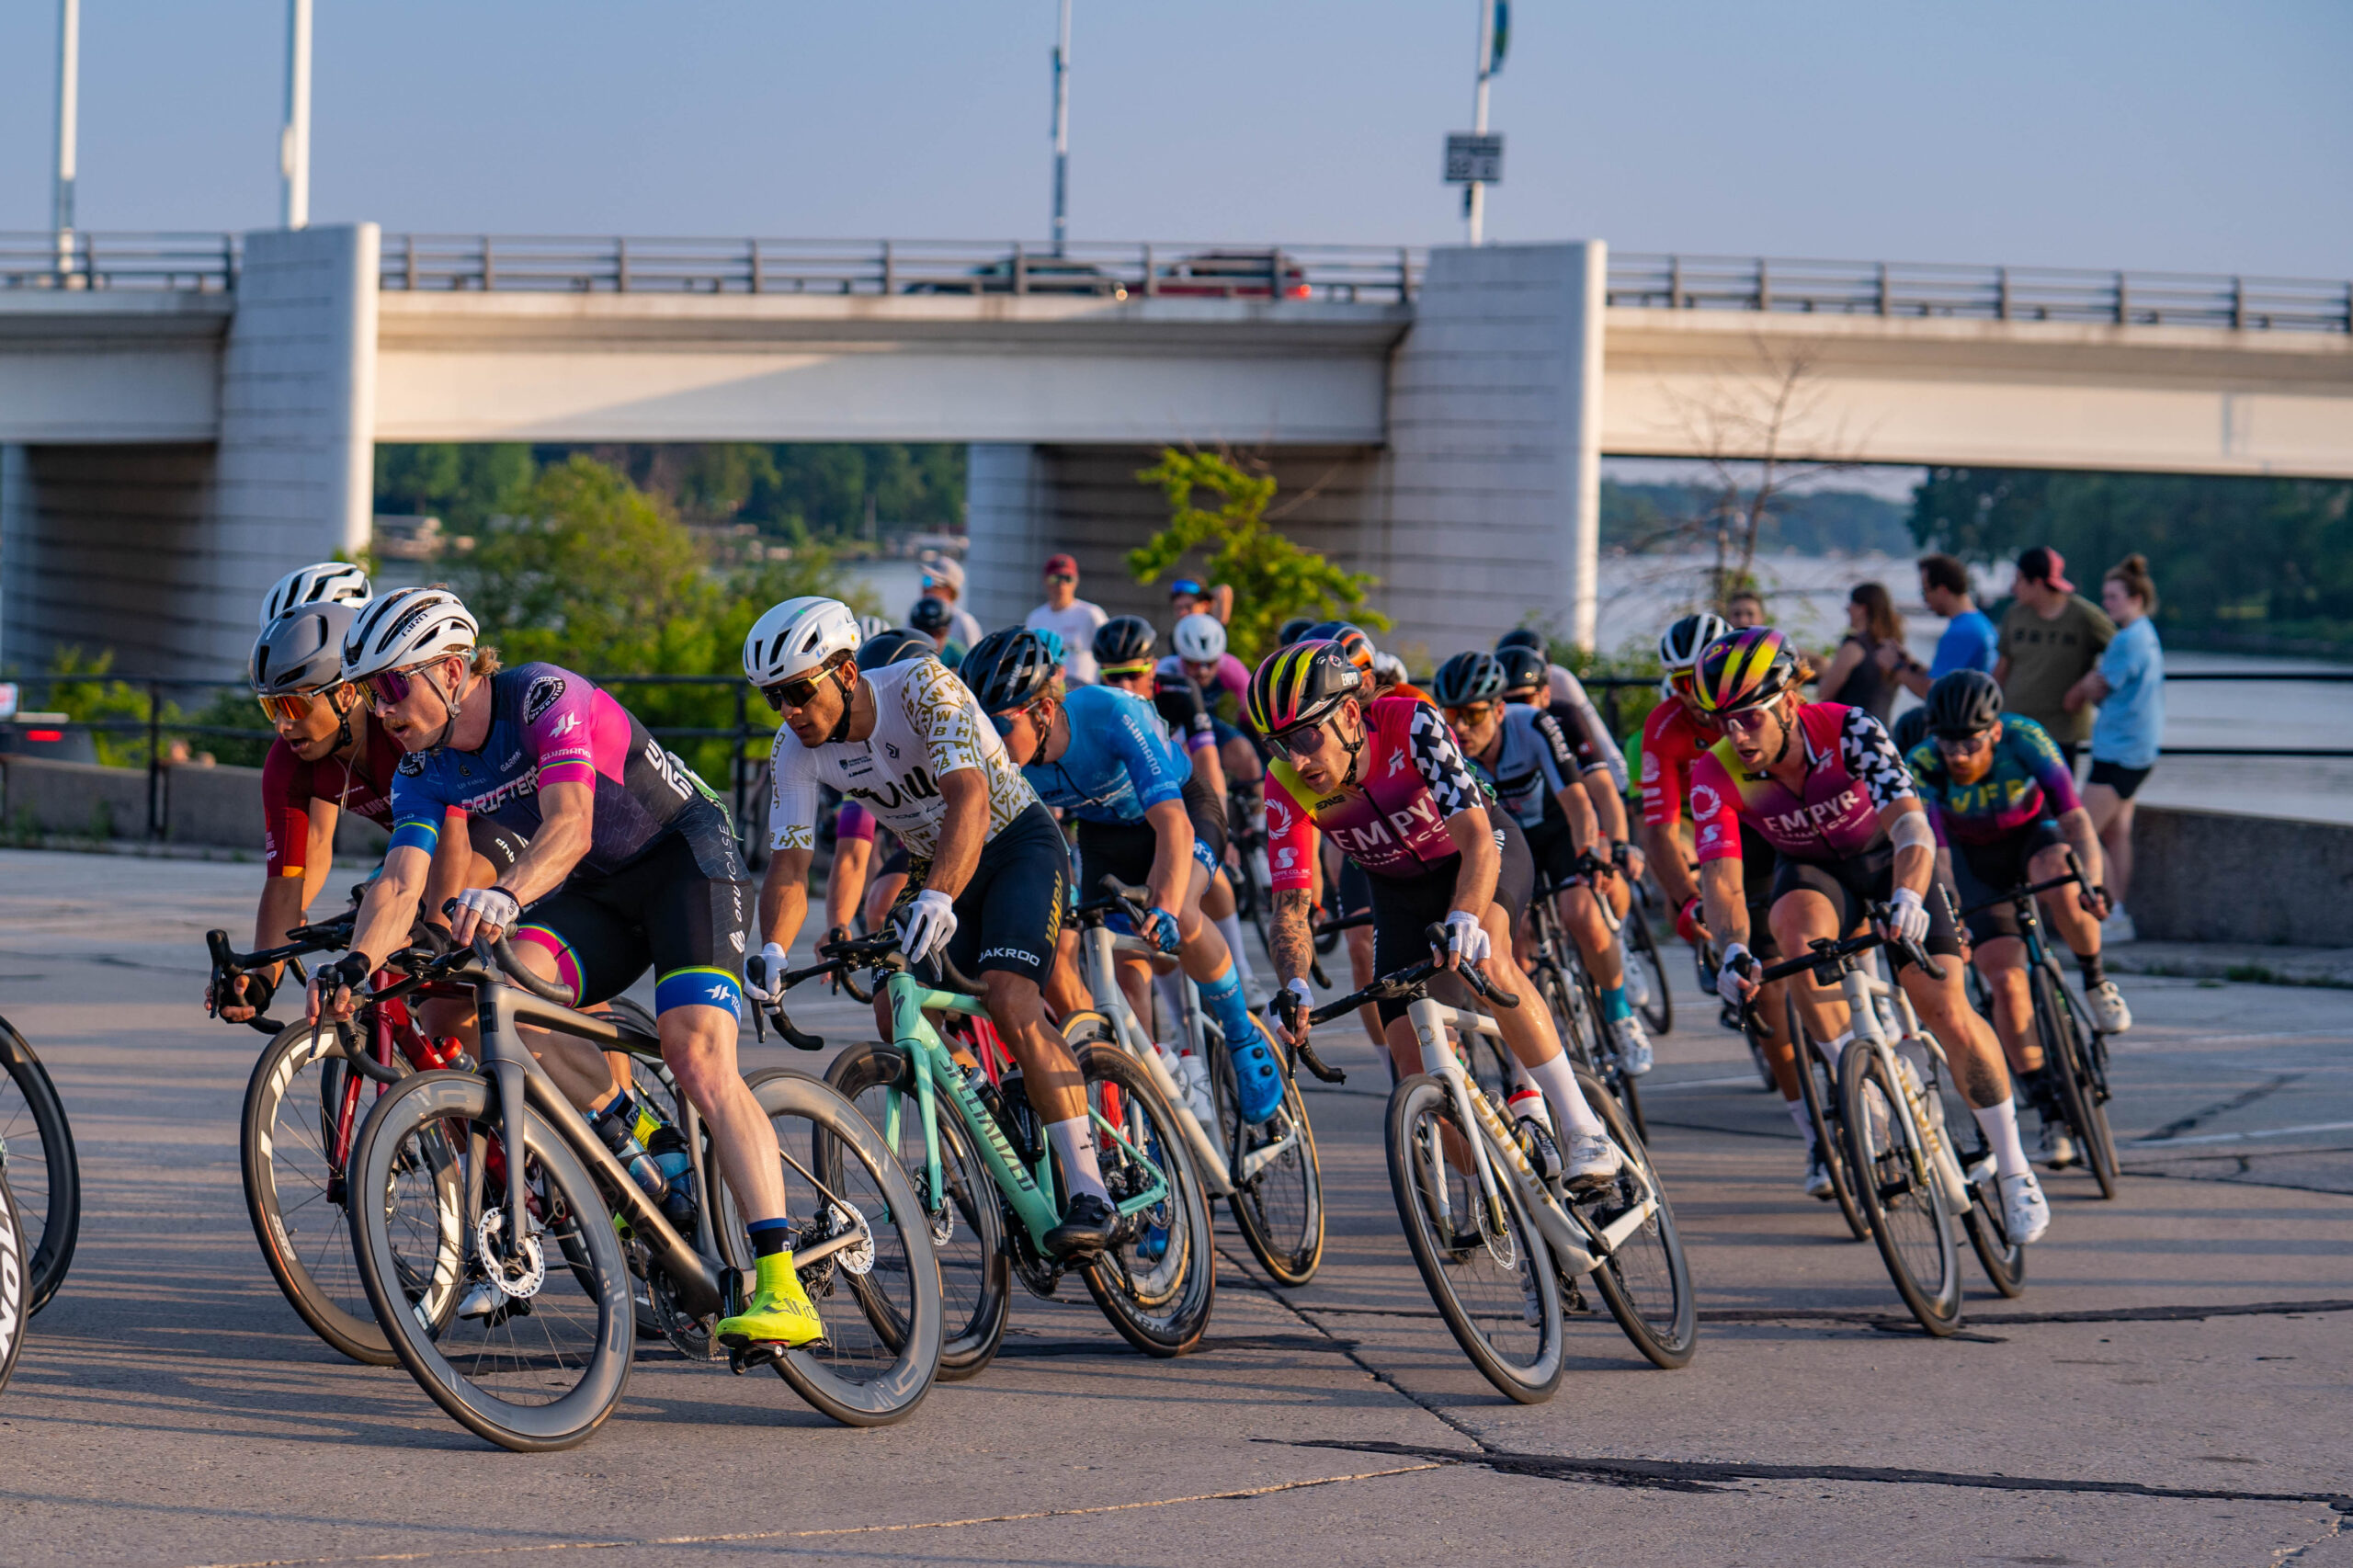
[1608,253,2353,334]
[0,232,241,292]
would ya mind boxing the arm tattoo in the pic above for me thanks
[1271,889,1314,984]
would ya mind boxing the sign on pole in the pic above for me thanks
[1444,132,1504,185]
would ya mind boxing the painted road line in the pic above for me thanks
[2124,1119,2353,1148]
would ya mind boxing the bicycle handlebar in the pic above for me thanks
[1740,899,1946,991]
[1302,923,1522,1028]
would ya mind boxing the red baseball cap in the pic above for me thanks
[2017,546,2074,594]
[1043,553,1078,576]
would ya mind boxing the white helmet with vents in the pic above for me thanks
[1172,612,1227,664]
[260,562,370,628]
[340,587,479,683]
[744,597,862,687]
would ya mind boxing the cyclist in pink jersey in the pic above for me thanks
[1250,640,1625,1189]
[1689,629,2050,1244]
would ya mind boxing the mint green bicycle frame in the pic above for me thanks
[872,970,1171,1246]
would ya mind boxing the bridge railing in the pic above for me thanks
[374,234,1426,304]
[1608,253,2353,334]
[0,232,239,293]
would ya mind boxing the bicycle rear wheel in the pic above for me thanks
[825,1040,1009,1381]
[0,1017,79,1316]
[1384,1074,1563,1403]
[350,1071,633,1452]
[2037,967,2119,1199]
[1839,1044,1963,1335]
[1571,1069,1696,1368]
[1790,1007,1868,1241]
[0,1167,26,1394]
[758,1068,941,1426]
[1210,1014,1324,1287]
[1074,1043,1217,1357]
[1624,900,1674,1038]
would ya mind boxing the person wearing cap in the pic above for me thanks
[1168,577,1234,626]
[1994,548,2115,773]
[913,556,984,651]
[1025,553,1108,686]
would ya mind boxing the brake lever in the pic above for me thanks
[1290,1035,1346,1085]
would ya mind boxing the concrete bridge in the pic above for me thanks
[3,225,2347,675]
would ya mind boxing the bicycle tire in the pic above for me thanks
[1788,1006,1869,1242]
[1074,1043,1217,1358]
[1960,1161,2027,1299]
[0,1166,26,1395]
[0,1017,79,1316]
[1571,1068,1696,1368]
[1383,1073,1564,1403]
[1209,1013,1324,1287]
[1838,1044,1963,1335]
[1624,900,1674,1037]
[350,1071,634,1453]
[2037,967,2119,1199]
[1572,961,1648,1143]
[754,1067,941,1427]
[824,1040,1009,1381]
[242,1020,422,1365]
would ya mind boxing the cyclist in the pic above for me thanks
[909,596,968,669]
[1908,671,2131,1166]
[303,588,822,1349]
[746,598,1117,1259]
[214,602,523,1024]
[258,560,370,627]
[1301,622,1394,1053]
[970,629,1283,1125]
[1694,629,2051,1244]
[1436,651,1653,1075]
[1253,640,1625,1187]
[1162,612,1260,796]
[819,629,941,941]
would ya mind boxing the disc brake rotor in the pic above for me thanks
[473,1207,546,1301]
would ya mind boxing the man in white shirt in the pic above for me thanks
[913,556,984,651]
[1024,552,1108,685]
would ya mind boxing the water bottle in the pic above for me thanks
[646,1123,698,1232]
[595,1103,670,1209]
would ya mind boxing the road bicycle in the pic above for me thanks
[0,1165,26,1395]
[1740,909,2024,1336]
[1059,875,1332,1285]
[1304,930,1695,1403]
[1619,878,1674,1038]
[1223,782,1278,966]
[808,930,1217,1376]
[1959,854,2120,1199]
[342,925,941,1451]
[1525,866,1647,1140]
[1692,931,1782,1090]
[0,1014,78,1318]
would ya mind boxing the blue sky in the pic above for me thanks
[2,1,2344,277]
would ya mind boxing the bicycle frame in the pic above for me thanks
[1826,958,1972,1219]
[1070,917,1244,1198]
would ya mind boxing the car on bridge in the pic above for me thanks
[907,256,1128,299]
[1155,250,1311,300]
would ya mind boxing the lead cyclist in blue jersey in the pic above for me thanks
[304,587,824,1351]
[963,629,1285,1125]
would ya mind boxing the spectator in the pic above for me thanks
[1894,553,1998,698]
[1168,577,1234,625]
[1995,547,2115,772]
[1024,552,1108,685]
[2066,553,2164,944]
[913,557,983,651]
[909,596,968,670]
[1817,582,1914,724]
[1722,588,1768,629]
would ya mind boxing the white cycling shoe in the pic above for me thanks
[1563,1132,1626,1191]
[2037,1118,2080,1170]
[1610,1016,1654,1076]
[2000,1169,2052,1245]
[2086,980,2132,1035]
[1802,1144,1836,1199]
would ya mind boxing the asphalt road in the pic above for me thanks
[0,847,2347,1567]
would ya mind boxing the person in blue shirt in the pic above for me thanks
[972,630,1285,1123]
[2066,552,2165,943]
[1896,553,1999,699]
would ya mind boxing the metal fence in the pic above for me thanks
[0,232,241,292]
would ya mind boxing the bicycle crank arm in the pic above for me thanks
[790,1224,868,1270]
[1592,1196,1661,1256]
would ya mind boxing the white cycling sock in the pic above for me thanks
[1213,912,1257,992]
[1521,1052,1607,1139]
[1820,1028,1853,1070]
[1786,1096,1816,1149]
[1972,1100,2030,1179]
[1047,1117,1112,1203]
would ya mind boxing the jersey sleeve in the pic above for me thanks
[1405,701,1483,817]
[1838,708,1916,811]
[1638,706,1685,829]
[1107,693,1188,812]
[1688,750,1744,864]
[1526,710,1575,796]
[767,731,822,853]
[386,758,448,858]
[901,654,993,781]
[260,742,312,878]
[2011,718,2083,814]
[1263,767,1316,892]
[517,668,599,790]
[1552,668,1628,790]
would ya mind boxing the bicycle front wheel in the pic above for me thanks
[2038,967,2119,1199]
[1211,1014,1324,1287]
[1790,1007,1868,1242]
[1384,1074,1563,1403]
[0,1167,27,1394]
[1839,1045,1962,1335]
[350,1071,634,1452]
[1624,900,1674,1037]
[1572,1069,1696,1369]
[1074,1043,1217,1358]
[0,1017,79,1316]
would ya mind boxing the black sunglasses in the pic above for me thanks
[761,664,841,713]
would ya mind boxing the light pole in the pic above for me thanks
[1050,0,1072,256]
[1465,0,1496,245]
[52,0,79,275]
[281,0,313,229]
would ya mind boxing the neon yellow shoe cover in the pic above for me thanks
[716,1249,826,1347]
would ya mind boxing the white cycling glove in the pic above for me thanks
[745,941,790,1004]
[451,885,520,938]
[1885,887,1933,948]
[1271,977,1317,1038]
[1716,941,1755,1009]
[1439,911,1491,967]
[895,889,959,964]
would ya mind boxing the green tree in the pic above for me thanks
[1127,449,1388,667]
[374,443,537,533]
[40,647,166,767]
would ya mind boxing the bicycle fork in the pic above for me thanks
[1840,970,1970,1218]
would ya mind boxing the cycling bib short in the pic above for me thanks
[1074,776,1229,898]
[887,801,1068,989]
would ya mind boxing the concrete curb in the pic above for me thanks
[2105,941,2353,991]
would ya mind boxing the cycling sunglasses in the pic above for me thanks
[256,689,325,724]
[1720,706,1779,735]
[1933,728,1994,755]
[760,670,835,713]
[988,702,1046,739]
[1444,701,1497,725]
[1264,720,1334,761]
[1169,578,1204,598]
[1098,659,1155,680]
[364,661,449,708]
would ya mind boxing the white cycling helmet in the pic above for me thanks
[341,586,479,683]
[260,562,370,628]
[744,597,861,688]
[1657,611,1733,672]
[1172,612,1227,665]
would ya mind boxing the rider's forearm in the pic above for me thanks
[920,768,987,902]
[1444,808,1501,915]
[1893,842,1934,900]
[2058,806,2105,889]
[1269,890,1313,986]
[299,802,338,917]
[500,781,595,907]
[350,846,432,970]
[1586,771,1629,847]
[1555,785,1601,857]
[253,877,307,982]
[1142,799,1194,915]
[1699,858,1748,949]
[1644,822,1700,910]
[824,837,871,932]
[762,849,814,953]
